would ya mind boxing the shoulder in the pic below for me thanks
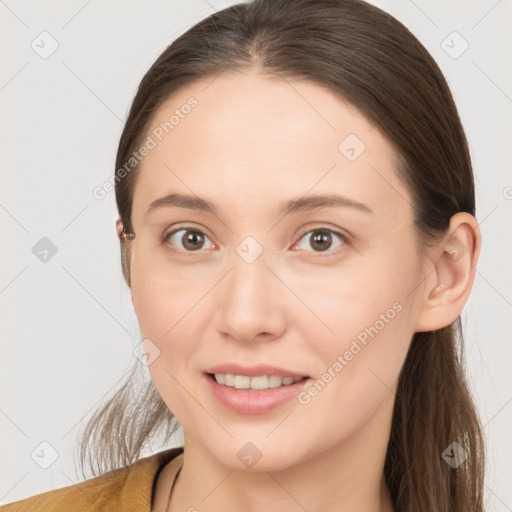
[0,447,183,512]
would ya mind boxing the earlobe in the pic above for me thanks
[414,212,481,332]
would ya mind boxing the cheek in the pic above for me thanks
[292,299,413,451]
[295,236,419,413]
[130,274,203,422]
[130,245,206,339]
[130,255,211,374]
[131,280,170,340]
[295,252,417,359]
[309,291,411,399]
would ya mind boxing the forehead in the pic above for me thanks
[131,70,412,224]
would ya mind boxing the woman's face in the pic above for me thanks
[128,70,427,471]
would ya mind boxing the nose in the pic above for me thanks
[214,245,287,344]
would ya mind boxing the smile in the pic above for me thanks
[211,373,306,391]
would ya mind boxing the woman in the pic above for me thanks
[1,0,486,510]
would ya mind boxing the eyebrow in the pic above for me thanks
[146,192,373,217]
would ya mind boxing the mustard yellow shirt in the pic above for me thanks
[0,447,184,512]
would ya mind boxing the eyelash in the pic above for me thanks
[162,226,350,257]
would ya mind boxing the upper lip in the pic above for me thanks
[205,363,309,378]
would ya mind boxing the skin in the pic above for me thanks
[116,69,480,512]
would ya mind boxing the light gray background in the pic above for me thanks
[1,0,511,508]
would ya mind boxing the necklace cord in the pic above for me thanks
[164,465,182,512]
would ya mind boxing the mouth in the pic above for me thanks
[206,372,310,391]
[204,371,312,415]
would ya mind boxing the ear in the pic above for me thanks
[116,218,124,240]
[414,212,481,332]
[115,218,133,294]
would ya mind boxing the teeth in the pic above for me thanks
[234,375,250,389]
[213,373,304,390]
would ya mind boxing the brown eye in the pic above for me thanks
[294,228,347,253]
[165,228,213,252]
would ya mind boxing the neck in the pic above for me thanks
[168,397,395,512]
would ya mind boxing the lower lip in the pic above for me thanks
[205,374,311,415]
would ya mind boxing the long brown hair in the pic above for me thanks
[78,1,486,510]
